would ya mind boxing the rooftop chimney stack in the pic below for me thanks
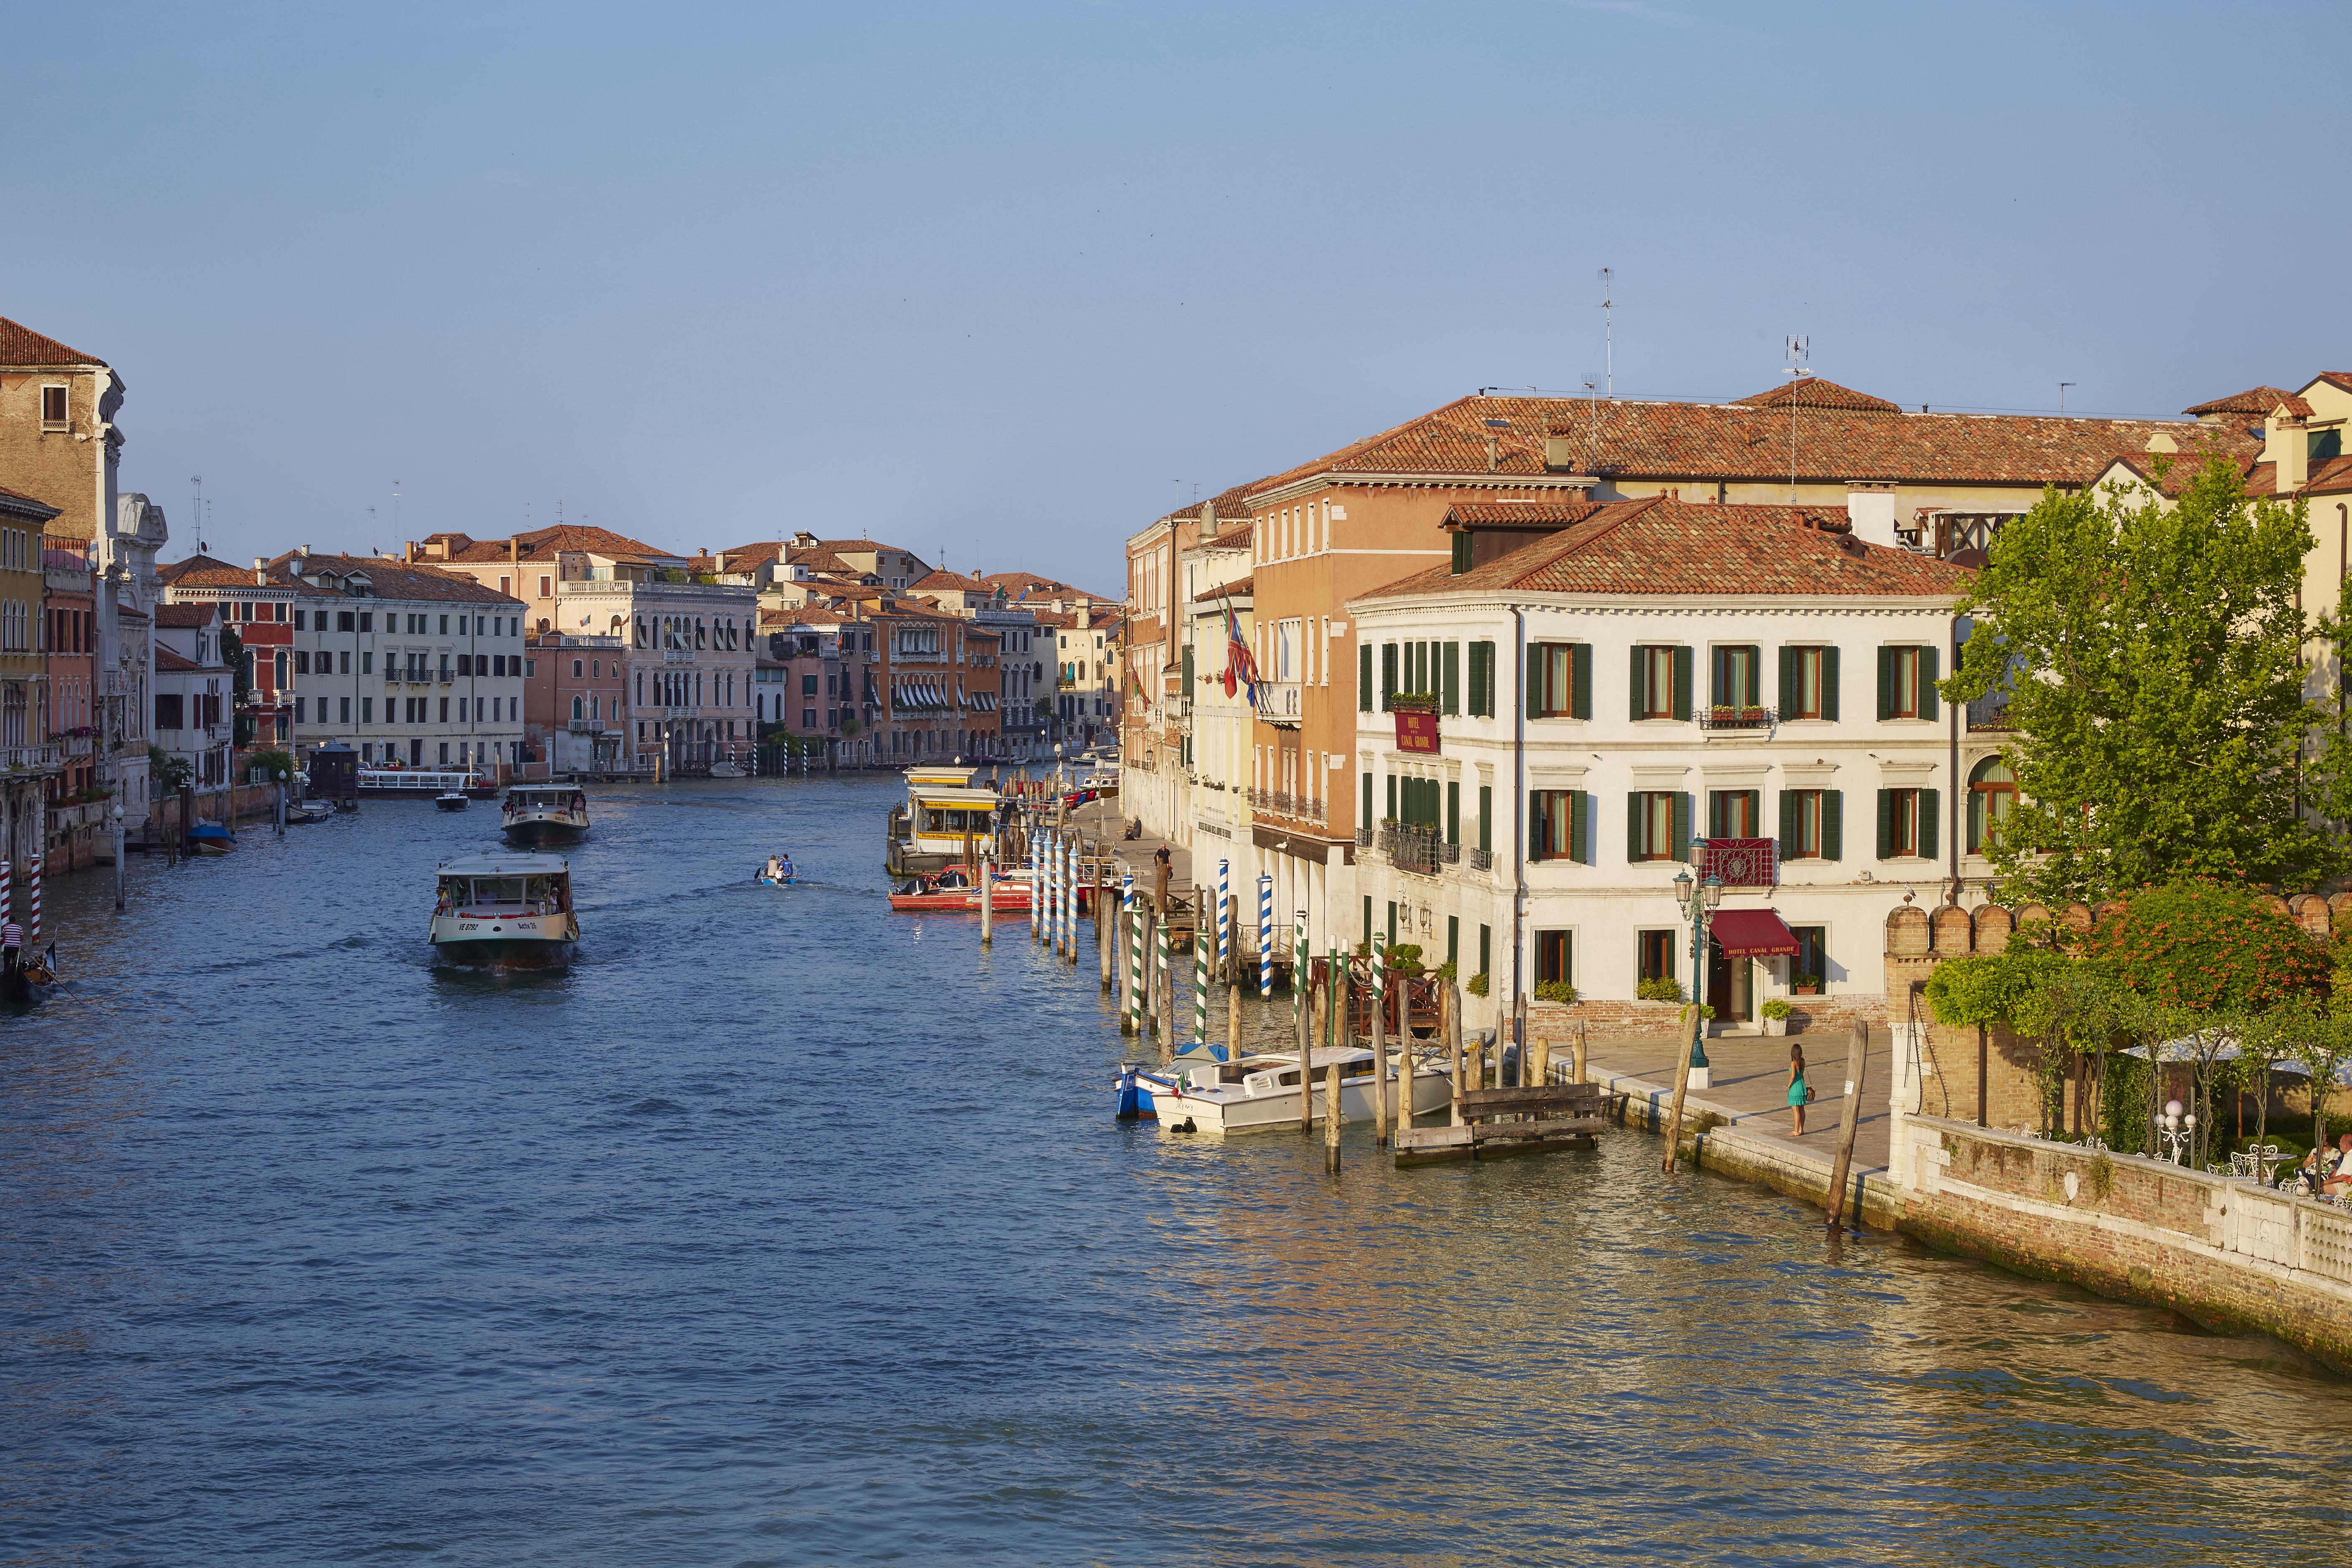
[2266,403,2311,492]
[1844,482,1899,548]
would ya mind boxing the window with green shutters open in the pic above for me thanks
[1627,790,1691,861]
[1466,641,1498,717]
[1876,645,1940,721]
[1876,787,1940,859]
[1778,789,1843,859]
[1629,645,1693,721]
[1441,641,1460,715]
[1529,788,1589,863]
[1526,643,1592,719]
[1779,645,1839,720]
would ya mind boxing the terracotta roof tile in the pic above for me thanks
[435,524,667,565]
[911,569,991,593]
[1443,501,1604,529]
[1360,498,1971,602]
[2184,386,2295,417]
[1731,377,1903,413]
[0,316,105,368]
[1246,391,2248,496]
[153,645,198,672]
[1194,573,1252,602]
[153,603,217,628]
[281,553,527,605]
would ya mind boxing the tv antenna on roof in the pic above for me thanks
[1597,268,1614,397]
[191,474,205,552]
[1784,336,1811,505]
[2059,382,2076,414]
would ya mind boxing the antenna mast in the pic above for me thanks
[1784,336,1810,506]
[2059,382,2076,414]
[1598,268,1614,397]
[190,474,205,554]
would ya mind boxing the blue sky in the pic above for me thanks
[9,2,2347,593]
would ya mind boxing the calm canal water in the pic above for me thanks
[4,776,2348,1564]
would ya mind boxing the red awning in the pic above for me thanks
[1711,908,1800,958]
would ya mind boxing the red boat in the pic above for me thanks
[888,869,1034,913]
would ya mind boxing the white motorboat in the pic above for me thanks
[501,785,591,846]
[430,852,578,967]
[1115,1046,1453,1133]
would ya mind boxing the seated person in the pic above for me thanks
[775,854,793,879]
[2322,1134,2352,1196]
[763,856,784,881]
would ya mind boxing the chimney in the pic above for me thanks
[714,551,728,573]
[1844,482,1898,548]
[252,557,268,585]
[509,536,520,567]
[2266,404,2310,492]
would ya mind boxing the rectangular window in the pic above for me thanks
[1707,789,1760,838]
[41,384,67,428]
[1630,645,1691,720]
[1477,784,1492,854]
[1778,788,1843,860]
[1447,914,1460,971]
[1381,642,1398,706]
[340,696,351,724]
[1791,926,1829,985]
[1450,531,1473,574]
[361,697,373,724]
[1386,901,1398,946]
[438,698,450,722]
[1638,930,1677,983]
[155,693,183,729]
[1528,789,1589,864]
[1876,788,1941,859]
[1877,646,1941,721]
[357,613,372,632]
[1447,780,1460,845]
[294,697,306,723]
[294,650,310,675]
[1441,641,1460,715]
[1711,644,1761,709]
[1627,790,1690,861]
[1536,930,1572,990]
[1526,643,1590,719]
[1779,645,1838,720]
[1358,642,1373,712]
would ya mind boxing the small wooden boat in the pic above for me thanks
[710,760,746,778]
[1115,1047,1452,1132]
[287,800,334,826]
[501,786,590,846]
[435,791,470,812]
[430,853,578,967]
[888,867,1030,912]
[0,946,58,1003]
[755,857,796,886]
[188,821,235,855]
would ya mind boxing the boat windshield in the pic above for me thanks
[920,806,990,834]
[441,873,570,912]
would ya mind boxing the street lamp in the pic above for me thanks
[1675,866,1723,1089]
[2157,1097,2195,1165]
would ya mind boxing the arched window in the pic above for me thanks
[573,659,583,678]
[571,695,585,721]
[1968,756,2017,852]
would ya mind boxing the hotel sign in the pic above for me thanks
[1394,710,1439,754]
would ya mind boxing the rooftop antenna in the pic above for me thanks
[1597,268,1614,397]
[190,474,204,552]
[2059,382,2076,415]
[1784,336,1810,505]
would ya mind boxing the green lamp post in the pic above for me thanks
[1675,864,1723,1088]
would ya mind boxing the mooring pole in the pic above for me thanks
[1447,983,1465,1128]
[1573,1020,1589,1091]
[1660,1003,1701,1174]
[980,856,993,946]
[1372,951,1389,1148]
[1826,1019,1870,1231]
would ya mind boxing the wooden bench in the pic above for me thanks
[1394,1082,1607,1166]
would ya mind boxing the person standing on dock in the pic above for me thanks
[1787,1044,1809,1137]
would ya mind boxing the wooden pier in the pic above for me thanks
[1396,1082,1608,1167]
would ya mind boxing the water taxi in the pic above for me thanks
[884,765,1003,878]
[430,853,578,967]
[888,866,1032,912]
[1115,1047,1453,1132]
[501,785,591,846]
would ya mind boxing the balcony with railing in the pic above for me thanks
[1694,836,1777,889]
[1260,681,1302,722]
[1698,705,1775,733]
[1248,788,1325,825]
[1469,846,1492,871]
[1389,822,1443,877]
[1967,695,2012,732]
[2,744,63,774]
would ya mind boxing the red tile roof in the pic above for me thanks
[911,569,991,593]
[153,645,198,673]
[1731,377,1903,414]
[1444,501,1604,529]
[0,484,60,522]
[0,317,105,368]
[158,555,330,594]
[431,525,668,565]
[1359,497,1972,601]
[153,603,217,628]
[280,552,526,605]
[1246,390,2248,495]
[1193,573,1253,602]
[2184,386,2294,417]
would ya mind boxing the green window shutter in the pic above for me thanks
[1442,642,1460,716]
[1388,902,1398,945]
[1447,915,1460,970]
[1382,643,1398,705]
[1387,774,1397,822]
[1671,792,1693,860]
[1364,896,1373,943]
[1181,645,1194,699]
[1451,532,1472,574]
[1626,792,1642,862]
[1359,642,1372,712]
[1921,645,1941,721]
[1876,789,1894,859]
[1478,785,1492,852]
[1876,647,1893,721]
[1570,789,1590,865]
[1465,643,1480,716]
[1919,788,1941,862]
[1823,646,1841,722]
[1479,923,1491,978]
[1968,786,1984,852]
[1529,793,1545,860]
[1571,644,1592,720]
[1526,644,1544,718]
[1777,646,1797,712]
[1629,646,1647,720]
[1672,646,1693,721]
[1362,771,1372,826]
[1779,789,1799,857]
[1708,646,1723,708]
[1447,780,1460,844]
[1822,790,1843,861]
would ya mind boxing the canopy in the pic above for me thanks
[1711,908,1800,958]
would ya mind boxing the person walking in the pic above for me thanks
[1787,1042,1809,1137]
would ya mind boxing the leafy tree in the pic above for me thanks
[148,743,193,792]
[2084,880,2330,1014]
[1944,458,2335,902]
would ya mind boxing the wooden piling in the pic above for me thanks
[979,856,993,946]
[1371,958,1388,1147]
[1532,1036,1552,1091]
[1227,895,1241,983]
[1447,983,1465,1128]
[1098,865,1112,991]
[1572,1021,1588,1089]
[1297,953,1314,1135]
[1660,1004,1701,1173]
[1324,1052,1342,1174]
[1825,1020,1870,1231]
[1227,964,1242,1058]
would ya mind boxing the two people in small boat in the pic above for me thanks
[762,853,795,882]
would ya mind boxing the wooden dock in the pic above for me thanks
[1396,1082,1608,1167]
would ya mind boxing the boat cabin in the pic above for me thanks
[434,854,574,918]
[903,767,1001,859]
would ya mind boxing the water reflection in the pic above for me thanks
[1,777,2346,1564]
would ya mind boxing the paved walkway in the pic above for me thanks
[1576,1027,1896,1178]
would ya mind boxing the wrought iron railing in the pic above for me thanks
[1390,822,1442,877]
[1698,706,1774,732]
[1469,846,1492,871]
[1356,825,1373,848]
[1695,836,1777,888]
[1440,840,1461,864]
[1967,696,2012,732]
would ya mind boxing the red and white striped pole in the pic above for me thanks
[0,855,11,930]
[26,855,39,945]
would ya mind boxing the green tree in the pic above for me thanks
[1944,457,2334,903]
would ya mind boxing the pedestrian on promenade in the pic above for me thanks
[1787,1043,1808,1137]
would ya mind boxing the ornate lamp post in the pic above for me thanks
[2157,1097,2195,1165]
[1674,867,1724,1089]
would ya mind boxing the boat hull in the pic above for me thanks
[1136,1062,1454,1134]
[430,910,579,967]
[888,889,1029,912]
[503,816,589,846]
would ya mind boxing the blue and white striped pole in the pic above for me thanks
[1064,835,1079,963]
[1123,869,1141,1034]
[1217,858,1231,982]
[1029,827,1042,941]
[1257,873,1274,1000]
[1193,901,1209,1050]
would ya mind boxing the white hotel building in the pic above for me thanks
[1346,496,2006,1037]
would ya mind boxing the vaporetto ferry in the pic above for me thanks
[430,853,579,968]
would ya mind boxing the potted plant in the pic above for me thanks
[1466,972,1490,997]
[1637,976,1685,1003]
[1761,997,1793,1036]
[1790,971,1822,996]
[1535,980,1578,1004]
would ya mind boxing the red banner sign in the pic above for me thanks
[1394,710,1440,754]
